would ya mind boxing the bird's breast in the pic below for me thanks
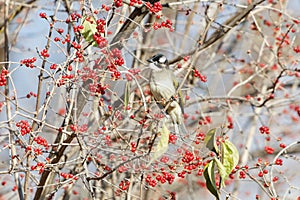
[150,70,176,101]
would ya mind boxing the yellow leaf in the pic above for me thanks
[147,123,170,166]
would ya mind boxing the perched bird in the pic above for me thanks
[147,54,187,136]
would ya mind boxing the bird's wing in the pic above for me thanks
[171,71,185,114]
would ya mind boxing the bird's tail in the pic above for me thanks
[175,123,193,145]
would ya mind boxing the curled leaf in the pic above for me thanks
[214,157,227,187]
[204,160,220,200]
[204,128,218,153]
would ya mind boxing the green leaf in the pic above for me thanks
[214,157,227,188]
[124,82,130,110]
[147,123,170,166]
[221,140,239,179]
[81,15,97,46]
[204,128,218,153]
[204,160,220,200]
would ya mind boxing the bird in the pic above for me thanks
[147,54,187,137]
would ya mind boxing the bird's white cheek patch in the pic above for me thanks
[159,56,167,63]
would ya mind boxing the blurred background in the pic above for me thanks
[1,0,300,199]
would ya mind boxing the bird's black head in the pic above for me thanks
[147,54,168,65]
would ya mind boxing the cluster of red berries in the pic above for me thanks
[95,83,108,95]
[54,33,71,44]
[16,120,31,136]
[103,164,111,171]
[56,75,74,87]
[60,172,79,180]
[194,132,205,144]
[66,12,82,23]
[198,116,212,125]
[78,124,88,133]
[259,126,270,134]
[184,161,203,172]
[258,169,268,177]
[294,45,300,53]
[105,135,112,146]
[34,136,49,148]
[155,171,175,184]
[145,2,163,13]
[152,19,173,31]
[117,165,128,173]
[272,176,279,183]
[93,33,108,48]
[197,168,204,176]
[290,104,300,117]
[108,66,121,80]
[239,171,246,179]
[88,83,108,95]
[101,4,110,11]
[34,148,43,155]
[114,0,149,8]
[264,146,274,154]
[177,170,187,178]
[130,142,136,152]
[70,124,77,132]
[182,150,194,164]
[168,133,177,144]
[275,158,283,165]
[110,48,125,67]
[80,67,97,82]
[128,68,141,75]
[63,34,71,44]
[160,156,169,163]
[194,69,207,82]
[129,0,142,6]
[231,165,248,179]
[114,0,123,7]
[275,33,290,46]
[0,69,8,86]
[71,42,81,50]
[57,28,64,34]
[20,57,37,68]
[96,19,106,34]
[54,37,61,42]
[119,180,130,190]
[39,12,47,19]
[227,116,234,129]
[145,174,157,187]
[71,42,84,62]
[73,24,84,33]
[26,91,37,98]
[161,19,173,29]
[125,68,141,81]
[64,74,74,79]
[31,162,45,174]
[40,49,49,58]
[279,143,286,148]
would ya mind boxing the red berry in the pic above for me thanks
[39,12,47,18]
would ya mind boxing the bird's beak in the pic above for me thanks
[147,58,154,63]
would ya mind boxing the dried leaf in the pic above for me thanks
[148,123,170,166]
[124,82,130,110]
